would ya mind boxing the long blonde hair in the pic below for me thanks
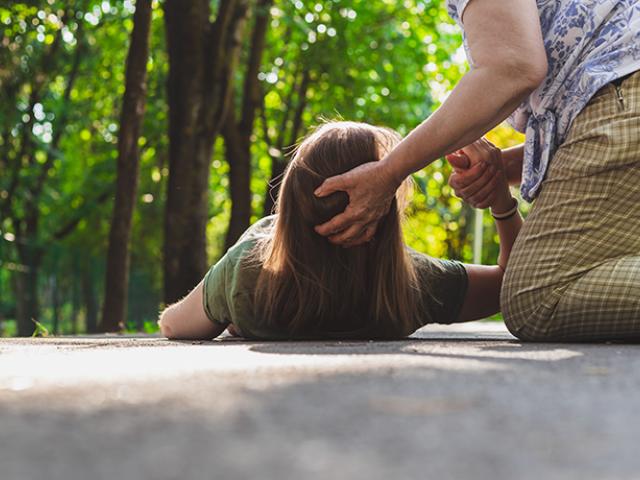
[254,121,421,338]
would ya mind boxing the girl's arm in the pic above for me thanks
[502,144,524,186]
[158,280,227,340]
[314,0,545,245]
[456,210,522,322]
[448,140,523,322]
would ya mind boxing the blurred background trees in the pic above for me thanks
[100,0,152,332]
[0,0,523,336]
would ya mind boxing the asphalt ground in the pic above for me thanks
[1,322,639,480]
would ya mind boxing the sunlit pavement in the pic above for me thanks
[1,322,639,480]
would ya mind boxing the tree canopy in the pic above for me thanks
[0,0,523,336]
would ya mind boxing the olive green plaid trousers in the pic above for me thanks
[502,70,640,342]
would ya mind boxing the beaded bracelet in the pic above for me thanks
[491,198,519,221]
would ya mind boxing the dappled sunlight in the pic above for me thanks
[0,338,513,396]
[401,343,583,362]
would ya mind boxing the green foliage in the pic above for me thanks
[124,318,160,335]
[0,0,524,336]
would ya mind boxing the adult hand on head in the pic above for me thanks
[447,138,511,211]
[314,160,401,247]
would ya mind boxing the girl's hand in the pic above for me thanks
[314,160,401,246]
[447,138,512,212]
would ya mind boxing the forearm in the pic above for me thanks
[502,144,524,186]
[456,206,523,322]
[456,264,502,321]
[382,66,536,183]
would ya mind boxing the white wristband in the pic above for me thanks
[491,198,519,220]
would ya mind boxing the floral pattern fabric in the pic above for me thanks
[447,0,640,201]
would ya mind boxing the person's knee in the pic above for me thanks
[501,292,533,340]
[500,268,522,332]
[503,314,554,341]
[501,272,554,342]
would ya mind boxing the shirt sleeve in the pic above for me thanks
[202,252,233,327]
[429,259,469,324]
[447,0,473,26]
[412,253,469,326]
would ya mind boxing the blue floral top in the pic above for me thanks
[447,0,640,201]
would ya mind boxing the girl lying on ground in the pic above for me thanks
[158,121,521,340]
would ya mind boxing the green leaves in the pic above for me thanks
[1,0,526,334]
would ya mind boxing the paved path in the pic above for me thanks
[1,322,639,480]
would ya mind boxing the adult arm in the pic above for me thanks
[315,0,546,245]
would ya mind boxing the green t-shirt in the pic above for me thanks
[203,216,468,340]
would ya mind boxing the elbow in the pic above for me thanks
[521,58,548,92]
[487,52,548,97]
[158,307,177,339]
[510,55,548,94]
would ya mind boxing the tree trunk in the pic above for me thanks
[262,68,310,215]
[163,0,250,304]
[71,270,79,335]
[224,0,273,249]
[15,252,41,336]
[51,275,60,335]
[223,120,253,249]
[13,271,27,335]
[100,0,152,332]
[15,213,42,336]
[82,263,98,333]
